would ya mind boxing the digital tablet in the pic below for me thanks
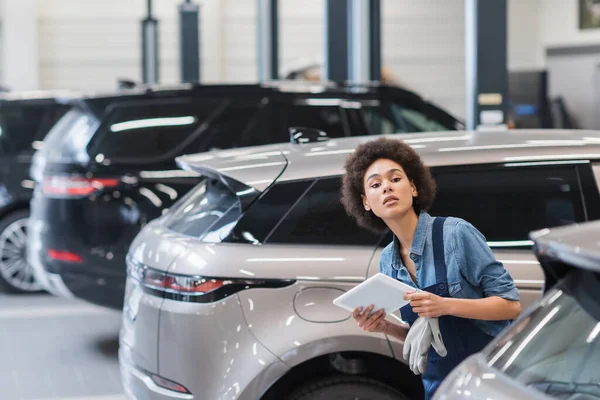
[333,273,419,316]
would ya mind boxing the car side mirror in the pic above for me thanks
[289,127,330,144]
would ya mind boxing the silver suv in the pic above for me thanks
[119,130,600,400]
[435,219,600,400]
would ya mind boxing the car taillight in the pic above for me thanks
[127,258,294,303]
[48,249,84,263]
[42,175,120,197]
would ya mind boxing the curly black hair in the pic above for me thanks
[341,137,436,233]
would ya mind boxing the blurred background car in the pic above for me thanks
[27,80,461,309]
[0,90,77,293]
[119,129,600,400]
[435,219,600,400]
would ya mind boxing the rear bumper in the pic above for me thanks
[27,227,74,298]
[60,268,126,309]
[27,215,126,309]
[30,259,125,309]
[27,227,125,309]
[28,185,136,308]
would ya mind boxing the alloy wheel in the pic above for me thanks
[0,217,40,292]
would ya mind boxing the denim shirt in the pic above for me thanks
[380,211,520,337]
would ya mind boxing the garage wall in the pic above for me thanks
[220,0,467,117]
[9,0,567,121]
[37,0,180,90]
[508,0,544,70]
[382,0,465,118]
[542,0,600,47]
[33,0,467,118]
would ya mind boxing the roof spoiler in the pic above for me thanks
[530,223,600,293]
[175,157,261,211]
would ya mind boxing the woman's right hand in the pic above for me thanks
[353,305,387,333]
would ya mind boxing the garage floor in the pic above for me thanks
[0,293,125,400]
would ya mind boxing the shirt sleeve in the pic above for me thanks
[451,220,520,301]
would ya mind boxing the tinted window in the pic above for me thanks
[485,269,600,398]
[284,105,348,138]
[0,104,48,154]
[93,100,224,161]
[362,101,449,135]
[162,178,240,242]
[430,167,586,247]
[226,179,314,244]
[200,100,272,151]
[266,177,383,246]
[38,104,71,140]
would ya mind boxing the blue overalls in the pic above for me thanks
[399,217,494,400]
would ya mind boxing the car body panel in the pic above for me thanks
[0,95,76,292]
[120,277,163,373]
[434,354,550,400]
[237,283,394,366]
[530,219,600,272]
[0,153,36,211]
[157,295,283,400]
[140,228,375,281]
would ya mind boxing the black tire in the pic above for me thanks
[0,210,40,294]
[285,376,409,400]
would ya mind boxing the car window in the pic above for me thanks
[0,103,49,154]
[161,178,241,242]
[361,101,450,135]
[485,269,600,399]
[430,166,586,249]
[39,107,100,164]
[225,179,314,244]
[199,100,272,151]
[92,100,225,162]
[283,105,349,138]
[265,176,383,246]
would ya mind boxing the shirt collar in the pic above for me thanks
[411,211,432,257]
[390,211,432,268]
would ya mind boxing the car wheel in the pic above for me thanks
[285,376,408,400]
[0,210,40,293]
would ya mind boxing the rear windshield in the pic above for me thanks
[40,107,99,163]
[485,269,600,399]
[162,178,241,242]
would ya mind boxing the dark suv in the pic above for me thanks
[27,81,461,309]
[0,92,74,293]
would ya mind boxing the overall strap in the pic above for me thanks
[432,217,448,283]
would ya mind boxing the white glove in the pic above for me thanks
[402,317,431,375]
[402,317,447,375]
[427,317,447,357]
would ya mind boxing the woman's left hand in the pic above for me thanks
[404,291,449,318]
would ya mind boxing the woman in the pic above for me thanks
[340,137,521,399]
